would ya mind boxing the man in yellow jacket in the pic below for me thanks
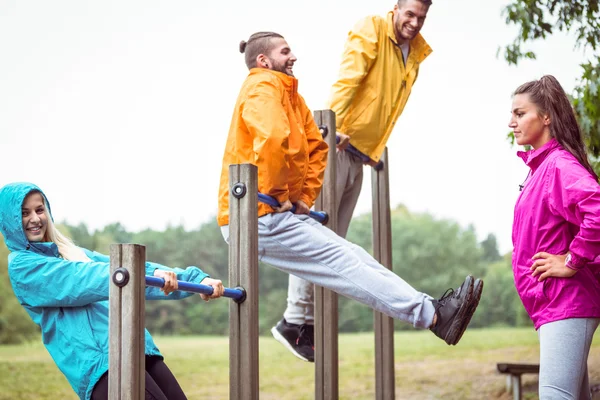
[334,0,432,240]
[218,31,482,363]
[276,0,434,359]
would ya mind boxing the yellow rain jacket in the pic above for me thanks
[328,11,432,162]
[218,69,329,226]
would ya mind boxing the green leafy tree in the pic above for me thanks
[0,235,39,344]
[100,222,133,244]
[469,253,530,328]
[480,233,502,263]
[2,206,528,340]
[501,0,600,175]
[63,222,95,250]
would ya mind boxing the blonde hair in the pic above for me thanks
[34,193,92,262]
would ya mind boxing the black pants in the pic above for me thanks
[91,355,187,400]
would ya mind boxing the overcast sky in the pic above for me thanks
[0,0,589,253]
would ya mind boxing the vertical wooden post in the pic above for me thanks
[228,163,259,400]
[313,109,339,400]
[371,148,395,400]
[109,244,146,400]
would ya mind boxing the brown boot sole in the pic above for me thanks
[442,275,475,345]
[450,279,483,346]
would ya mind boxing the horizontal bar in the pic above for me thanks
[335,135,384,171]
[145,276,246,303]
[257,193,329,224]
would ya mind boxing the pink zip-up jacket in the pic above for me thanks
[512,139,600,329]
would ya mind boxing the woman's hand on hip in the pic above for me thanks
[531,252,577,281]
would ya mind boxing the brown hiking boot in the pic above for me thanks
[431,275,482,345]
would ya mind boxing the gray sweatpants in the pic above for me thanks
[538,318,600,400]
[221,211,435,329]
[283,149,364,324]
[335,148,365,238]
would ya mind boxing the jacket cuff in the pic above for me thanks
[299,194,314,209]
[271,193,286,204]
[566,253,588,270]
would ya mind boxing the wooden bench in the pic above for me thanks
[497,363,540,400]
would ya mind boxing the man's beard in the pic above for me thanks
[271,60,294,76]
[397,23,419,41]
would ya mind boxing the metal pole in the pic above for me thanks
[145,276,246,303]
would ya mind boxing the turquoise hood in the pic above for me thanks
[0,182,53,253]
[0,182,209,400]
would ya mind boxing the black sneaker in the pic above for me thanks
[430,275,479,346]
[271,318,314,362]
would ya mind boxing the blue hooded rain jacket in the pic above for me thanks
[0,182,210,399]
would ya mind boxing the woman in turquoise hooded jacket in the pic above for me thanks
[0,182,225,400]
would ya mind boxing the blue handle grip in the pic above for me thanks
[145,276,246,303]
[257,193,329,225]
[335,136,384,171]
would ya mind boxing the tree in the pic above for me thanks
[480,233,502,263]
[469,254,530,328]
[61,222,95,250]
[500,0,600,175]
[0,235,39,344]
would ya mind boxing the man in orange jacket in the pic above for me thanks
[218,31,483,362]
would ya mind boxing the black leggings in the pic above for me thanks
[91,356,187,400]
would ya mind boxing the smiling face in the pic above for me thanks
[21,191,48,242]
[264,38,297,77]
[393,0,429,44]
[509,93,552,149]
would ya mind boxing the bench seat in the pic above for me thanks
[496,363,540,400]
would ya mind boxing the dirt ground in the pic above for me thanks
[389,348,600,400]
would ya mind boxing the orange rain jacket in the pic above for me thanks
[217,69,329,226]
[328,11,432,162]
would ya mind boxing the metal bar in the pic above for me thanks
[329,133,384,171]
[257,193,329,224]
[145,276,246,303]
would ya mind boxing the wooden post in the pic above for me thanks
[228,164,259,400]
[109,244,146,400]
[313,109,339,400]
[371,148,395,400]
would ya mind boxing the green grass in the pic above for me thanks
[1,327,599,400]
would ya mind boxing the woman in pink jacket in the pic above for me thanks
[510,75,600,399]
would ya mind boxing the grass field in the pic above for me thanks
[2,327,600,399]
